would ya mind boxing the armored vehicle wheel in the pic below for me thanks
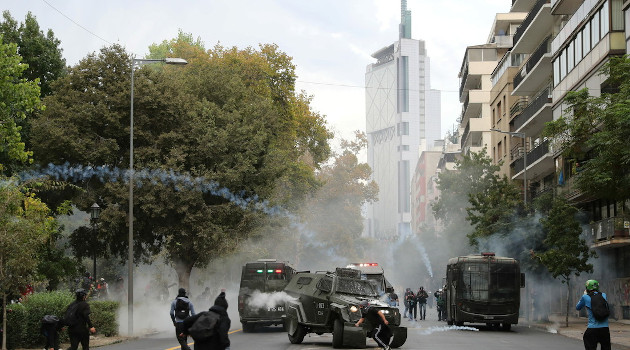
[501,323,511,331]
[332,318,344,348]
[288,324,306,344]
[389,327,407,348]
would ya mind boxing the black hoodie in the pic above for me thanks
[182,304,231,350]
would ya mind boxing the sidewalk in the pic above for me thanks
[528,314,630,349]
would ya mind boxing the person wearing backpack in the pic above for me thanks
[40,314,62,350]
[181,289,231,350]
[64,289,96,350]
[576,279,611,350]
[416,287,428,320]
[170,287,196,350]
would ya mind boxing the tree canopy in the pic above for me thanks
[0,37,39,174]
[30,37,333,288]
[432,148,521,247]
[0,11,66,97]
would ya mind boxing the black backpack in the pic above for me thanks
[175,298,190,319]
[63,302,80,327]
[188,311,220,341]
[589,292,610,321]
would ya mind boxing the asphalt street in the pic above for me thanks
[97,307,594,350]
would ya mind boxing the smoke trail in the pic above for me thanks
[20,163,292,217]
[394,226,434,278]
[246,291,297,309]
[418,325,479,335]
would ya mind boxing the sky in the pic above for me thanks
[4,0,510,149]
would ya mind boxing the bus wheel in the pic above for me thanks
[501,323,511,331]
[447,319,453,326]
[455,321,463,327]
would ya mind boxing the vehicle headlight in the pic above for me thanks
[381,309,390,314]
[350,306,359,313]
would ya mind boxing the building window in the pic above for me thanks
[397,122,409,136]
[398,56,409,113]
[397,145,410,151]
[575,31,583,62]
[398,160,410,213]
[592,10,601,44]
[498,141,503,158]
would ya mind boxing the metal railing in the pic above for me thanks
[590,217,630,241]
[513,140,549,173]
[512,89,551,130]
[513,36,550,89]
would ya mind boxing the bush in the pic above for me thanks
[3,291,120,348]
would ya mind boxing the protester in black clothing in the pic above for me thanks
[182,289,231,350]
[171,288,196,350]
[65,289,96,350]
[388,290,399,307]
[41,315,62,350]
[355,300,391,350]
[416,287,428,320]
[434,289,446,321]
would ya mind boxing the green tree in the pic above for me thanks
[31,40,333,290]
[0,11,66,97]
[432,148,521,247]
[536,197,595,327]
[298,131,378,264]
[544,55,630,201]
[0,37,39,175]
[0,178,56,349]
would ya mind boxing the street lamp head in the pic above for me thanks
[164,57,188,65]
[90,203,101,220]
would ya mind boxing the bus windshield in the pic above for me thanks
[459,262,518,302]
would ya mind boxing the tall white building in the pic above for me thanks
[365,0,440,238]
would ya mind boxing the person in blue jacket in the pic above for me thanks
[576,279,610,350]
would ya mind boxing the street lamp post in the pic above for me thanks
[90,203,101,280]
[129,57,187,335]
[490,129,527,205]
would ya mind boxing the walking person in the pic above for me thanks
[403,288,412,318]
[406,289,417,321]
[416,287,428,320]
[576,279,611,350]
[434,289,446,321]
[64,289,96,350]
[171,287,196,350]
[182,289,231,350]
[355,300,391,350]
[41,314,62,350]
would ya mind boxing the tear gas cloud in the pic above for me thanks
[246,291,297,310]
[418,325,479,335]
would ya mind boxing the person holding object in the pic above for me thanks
[64,289,96,350]
[576,279,610,350]
[355,300,391,350]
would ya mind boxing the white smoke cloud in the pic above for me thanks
[246,290,297,310]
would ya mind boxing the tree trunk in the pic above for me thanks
[3,293,7,350]
[565,278,570,328]
[174,261,193,295]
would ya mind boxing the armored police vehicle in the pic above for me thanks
[283,267,407,348]
[238,259,296,332]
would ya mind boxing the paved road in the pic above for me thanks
[98,308,598,350]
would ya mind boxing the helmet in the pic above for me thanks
[586,279,599,291]
[75,288,87,298]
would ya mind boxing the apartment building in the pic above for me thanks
[411,150,442,237]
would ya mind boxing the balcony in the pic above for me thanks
[512,0,538,12]
[590,217,630,249]
[513,37,552,96]
[512,0,553,54]
[512,139,553,180]
[551,0,584,15]
[512,89,552,134]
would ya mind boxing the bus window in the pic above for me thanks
[462,263,488,301]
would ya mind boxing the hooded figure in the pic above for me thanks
[171,288,196,350]
[183,290,231,350]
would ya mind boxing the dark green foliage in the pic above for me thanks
[5,291,119,348]
[543,55,630,201]
[89,301,119,336]
[0,11,66,97]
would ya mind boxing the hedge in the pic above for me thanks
[4,291,119,348]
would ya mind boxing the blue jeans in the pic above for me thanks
[418,303,427,319]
